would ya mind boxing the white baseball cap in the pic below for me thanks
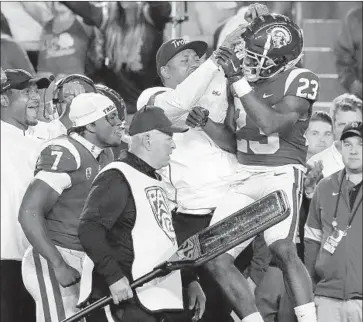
[69,93,117,127]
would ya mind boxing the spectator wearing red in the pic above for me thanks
[37,2,91,82]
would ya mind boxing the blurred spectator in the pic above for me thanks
[307,94,362,179]
[37,2,91,82]
[62,1,172,115]
[1,68,51,322]
[334,5,362,99]
[305,111,334,160]
[1,2,52,70]
[174,2,237,51]
[305,122,362,322]
[1,11,36,74]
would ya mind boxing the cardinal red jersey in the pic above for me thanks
[35,135,113,250]
[234,67,320,167]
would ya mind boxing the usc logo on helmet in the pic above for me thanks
[267,26,292,49]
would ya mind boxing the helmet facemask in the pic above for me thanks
[238,32,304,82]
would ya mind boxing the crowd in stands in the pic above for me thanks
[1,2,362,322]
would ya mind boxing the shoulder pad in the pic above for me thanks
[284,68,320,102]
[35,137,81,173]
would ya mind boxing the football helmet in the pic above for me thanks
[237,13,304,82]
[43,74,96,121]
[95,84,127,124]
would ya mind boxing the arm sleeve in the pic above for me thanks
[334,10,360,92]
[78,170,130,286]
[155,59,220,122]
[304,186,323,284]
[34,171,72,195]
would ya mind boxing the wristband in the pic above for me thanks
[232,77,253,97]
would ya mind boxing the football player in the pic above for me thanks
[18,92,123,322]
[96,84,130,157]
[188,14,319,322]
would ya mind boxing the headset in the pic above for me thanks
[43,74,97,121]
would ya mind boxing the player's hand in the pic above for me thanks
[186,106,210,128]
[304,161,324,197]
[244,3,269,23]
[53,261,81,288]
[221,24,248,49]
[109,276,133,305]
[188,281,206,321]
[214,46,244,81]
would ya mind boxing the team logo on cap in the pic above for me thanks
[267,25,292,49]
[145,186,177,245]
[350,122,359,128]
[170,38,189,48]
[103,104,116,114]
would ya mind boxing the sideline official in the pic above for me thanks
[78,106,206,322]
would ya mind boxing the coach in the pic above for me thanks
[305,122,362,322]
[78,106,205,322]
[1,68,51,322]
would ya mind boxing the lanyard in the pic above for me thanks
[332,169,363,234]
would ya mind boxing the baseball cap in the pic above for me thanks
[340,122,363,141]
[156,38,208,76]
[129,105,188,136]
[69,93,117,127]
[1,69,53,93]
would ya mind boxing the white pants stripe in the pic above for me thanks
[22,246,86,322]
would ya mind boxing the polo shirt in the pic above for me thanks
[1,121,43,260]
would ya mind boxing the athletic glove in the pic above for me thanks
[214,46,244,83]
[186,106,210,128]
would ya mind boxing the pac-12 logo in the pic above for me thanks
[145,187,177,245]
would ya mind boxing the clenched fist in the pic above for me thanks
[186,106,210,128]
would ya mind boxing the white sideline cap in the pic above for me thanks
[69,93,117,127]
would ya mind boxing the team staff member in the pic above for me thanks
[1,68,51,322]
[78,106,205,322]
[305,122,362,322]
[137,6,267,321]
[19,93,123,322]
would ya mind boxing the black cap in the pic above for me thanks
[156,38,208,76]
[340,121,363,141]
[1,69,53,93]
[129,105,188,136]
